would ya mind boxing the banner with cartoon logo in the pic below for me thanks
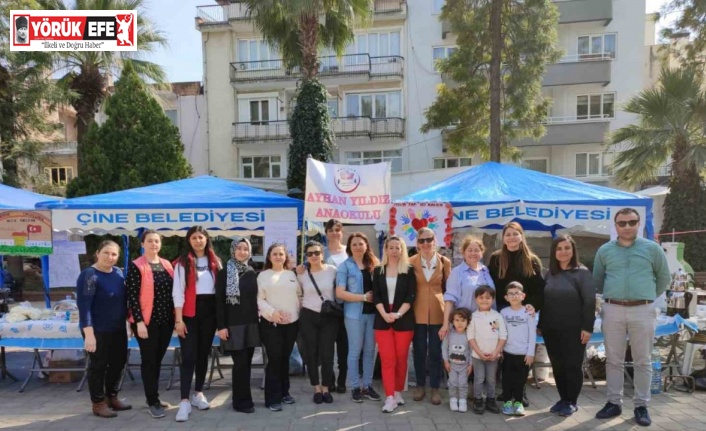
[389,202,454,247]
[304,158,391,224]
[0,210,53,256]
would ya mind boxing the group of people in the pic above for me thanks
[76,207,670,427]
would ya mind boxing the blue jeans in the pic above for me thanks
[413,324,443,389]
[344,314,375,389]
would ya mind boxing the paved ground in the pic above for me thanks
[1,348,705,431]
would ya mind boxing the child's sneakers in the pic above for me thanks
[473,398,485,414]
[458,399,468,413]
[513,401,526,416]
[502,401,515,415]
[485,397,500,414]
[450,397,459,412]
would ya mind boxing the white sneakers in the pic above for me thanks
[175,393,210,422]
[450,397,459,412]
[394,392,405,406]
[382,396,398,413]
[175,400,191,422]
[458,399,468,413]
[191,393,211,410]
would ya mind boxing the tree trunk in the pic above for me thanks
[299,13,320,80]
[70,66,105,173]
[488,0,503,162]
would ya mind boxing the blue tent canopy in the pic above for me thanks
[36,176,303,236]
[0,183,55,209]
[398,162,654,237]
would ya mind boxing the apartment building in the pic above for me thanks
[196,0,654,193]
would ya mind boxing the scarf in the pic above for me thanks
[226,237,251,305]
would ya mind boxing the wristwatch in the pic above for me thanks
[394,312,402,318]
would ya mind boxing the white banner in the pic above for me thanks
[264,221,299,265]
[50,207,297,235]
[452,202,647,233]
[390,202,454,247]
[304,159,391,224]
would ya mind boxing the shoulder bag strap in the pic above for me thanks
[307,268,325,303]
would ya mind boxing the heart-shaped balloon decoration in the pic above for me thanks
[421,219,429,227]
[411,218,423,231]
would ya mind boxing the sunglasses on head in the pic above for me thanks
[306,250,322,257]
[616,220,639,228]
[417,237,434,244]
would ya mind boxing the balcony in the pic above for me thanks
[543,53,612,86]
[230,54,404,90]
[514,116,610,147]
[233,117,405,143]
[555,0,612,26]
[196,0,406,28]
[41,141,78,155]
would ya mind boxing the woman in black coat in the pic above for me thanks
[215,238,260,413]
[373,236,416,414]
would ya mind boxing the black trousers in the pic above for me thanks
[260,320,298,407]
[299,308,339,387]
[86,330,128,403]
[501,353,530,403]
[132,320,173,406]
[332,315,348,386]
[178,295,217,400]
[542,328,586,404]
[230,347,255,410]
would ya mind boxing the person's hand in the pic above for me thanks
[84,334,97,352]
[383,313,396,324]
[580,330,592,345]
[467,364,473,376]
[280,311,291,324]
[175,321,187,338]
[524,355,534,366]
[363,292,373,303]
[271,310,283,324]
[295,264,305,275]
[482,352,493,362]
[444,361,451,373]
[525,304,536,317]
[438,324,449,340]
[136,321,148,339]
[218,328,229,341]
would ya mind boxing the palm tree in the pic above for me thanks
[38,0,167,170]
[243,0,373,80]
[608,67,706,269]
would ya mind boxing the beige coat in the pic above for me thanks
[409,253,451,325]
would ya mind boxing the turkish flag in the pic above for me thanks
[27,224,42,233]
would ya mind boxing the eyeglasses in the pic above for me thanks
[417,237,434,244]
[506,292,523,297]
[616,220,639,228]
[306,250,322,257]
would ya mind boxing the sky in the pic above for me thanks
[145,0,671,84]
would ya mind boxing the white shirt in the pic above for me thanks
[298,265,337,313]
[329,250,349,267]
[172,257,215,308]
[257,269,302,323]
[386,276,398,304]
[421,253,438,282]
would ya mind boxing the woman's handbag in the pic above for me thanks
[308,269,343,317]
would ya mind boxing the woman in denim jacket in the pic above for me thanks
[335,232,382,403]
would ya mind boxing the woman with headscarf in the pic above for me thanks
[215,237,260,413]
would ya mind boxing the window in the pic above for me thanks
[432,46,458,71]
[249,100,270,125]
[44,166,73,185]
[578,33,616,59]
[575,152,613,177]
[346,31,401,57]
[346,150,402,172]
[237,39,280,69]
[433,157,472,169]
[577,93,615,120]
[164,109,177,126]
[241,156,281,178]
[433,0,445,14]
[522,158,548,173]
[346,91,402,118]
[327,99,339,118]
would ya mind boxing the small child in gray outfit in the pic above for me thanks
[442,307,473,412]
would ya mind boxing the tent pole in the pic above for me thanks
[41,255,50,309]
[122,234,130,272]
[300,221,306,265]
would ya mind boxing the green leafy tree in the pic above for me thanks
[659,0,706,69]
[608,67,706,270]
[0,0,65,186]
[422,0,561,161]
[66,61,192,197]
[39,0,168,173]
[243,0,372,191]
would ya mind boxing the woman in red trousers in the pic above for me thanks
[373,236,416,413]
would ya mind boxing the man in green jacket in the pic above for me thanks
[593,208,670,427]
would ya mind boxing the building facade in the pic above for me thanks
[196,0,654,192]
